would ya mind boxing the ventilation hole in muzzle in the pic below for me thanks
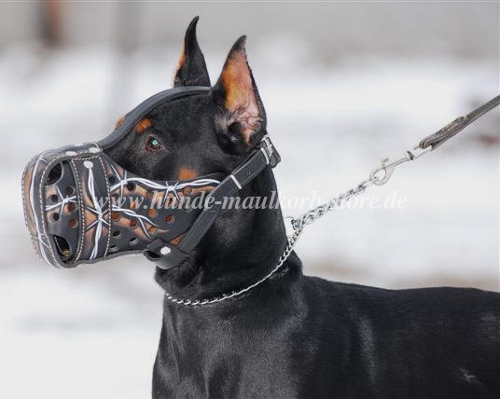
[148,226,157,236]
[108,176,117,185]
[112,212,121,221]
[47,163,63,185]
[65,186,75,196]
[112,230,121,239]
[109,245,119,253]
[52,213,60,222]
[129,219,138,228]
[165,214,175,224]
[146,190,154,199]
[126,182,136,192]
[53,235,71,260]
[67,203,76,212]
[129,237,139,246]
[166,196,175,208]
[147,209,157,218]
[68,218,78,229]
[183,186,193,195]
[49,194,58,203]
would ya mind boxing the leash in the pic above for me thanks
[291,94,500,233]
[164,94,499,306]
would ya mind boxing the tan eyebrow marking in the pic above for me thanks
[136,118,152,134]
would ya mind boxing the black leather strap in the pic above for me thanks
[145,135,281,269]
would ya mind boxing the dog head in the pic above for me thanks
[22,17,278,270]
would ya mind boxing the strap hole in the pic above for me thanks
[112,230,121,239]
[165,214,175,224]
[65,186,75,196]
[68,219,78,229]
[129,237,139,246]
[109,245,119,253]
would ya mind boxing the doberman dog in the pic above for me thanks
[107,18,500,399]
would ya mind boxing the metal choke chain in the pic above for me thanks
[164,230,303,306]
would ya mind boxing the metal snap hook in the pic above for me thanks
[370,151,414,186]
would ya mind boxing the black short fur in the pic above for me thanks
[107,18,500,399]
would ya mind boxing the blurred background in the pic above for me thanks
[0,2,498,398]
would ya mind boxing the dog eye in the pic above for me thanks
[145,136,162,152]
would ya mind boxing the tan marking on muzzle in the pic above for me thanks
[177,167,198,180]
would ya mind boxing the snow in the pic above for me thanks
[0,43,498,397]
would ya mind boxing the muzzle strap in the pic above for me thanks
[145,135,281,270]
[70,157,112,262]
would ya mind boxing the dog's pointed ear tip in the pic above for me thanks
[189,16,200,28]
[233,36,247,52]
[186,16,200,38]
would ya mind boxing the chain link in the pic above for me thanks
[291,177,375,232]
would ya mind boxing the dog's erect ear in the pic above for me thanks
[174,17,211,87]
[212,36,266,153]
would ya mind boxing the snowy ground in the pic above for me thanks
[0,43,498,397]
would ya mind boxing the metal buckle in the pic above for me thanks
[261,135,273,162]
[260,135,280,167]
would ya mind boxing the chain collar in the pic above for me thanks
[164,230,302,306]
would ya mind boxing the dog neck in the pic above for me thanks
[154,166,294,302]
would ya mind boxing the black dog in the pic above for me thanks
[107,18,500,399]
